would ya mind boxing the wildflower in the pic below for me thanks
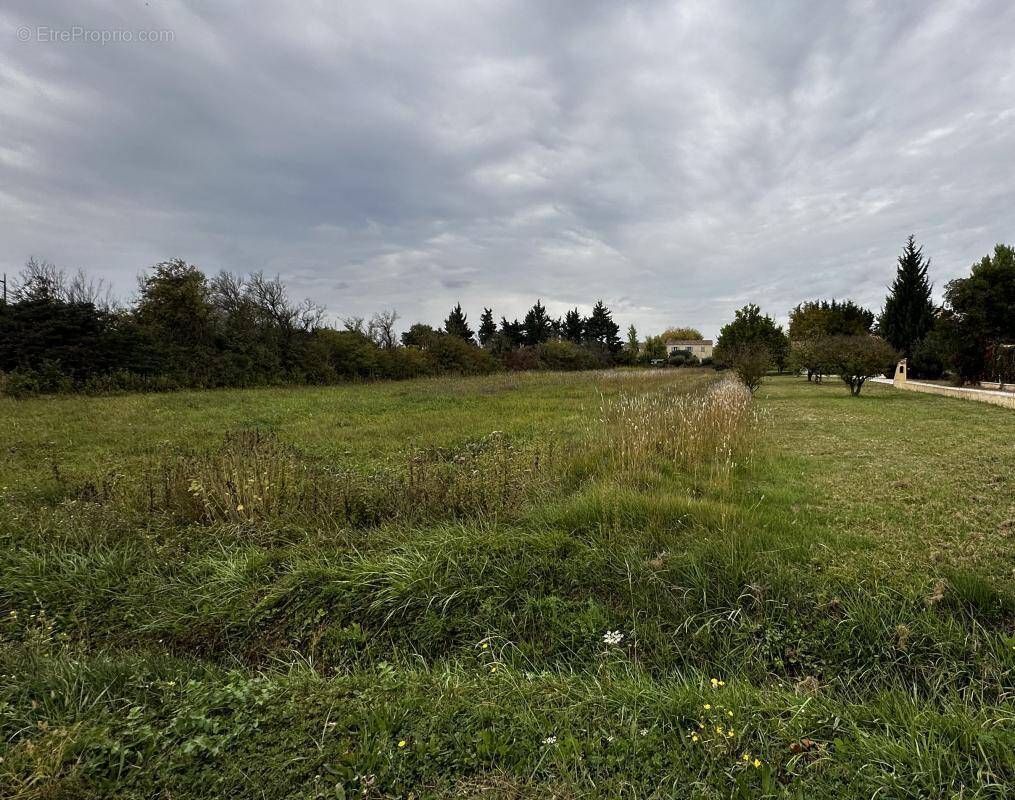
[703,704,711,710]
[236,504,245,512]
[397,740,407,748]
[640,728,648,736]
[691,734,699,742]
[726,730,735,738]
[753,758,762,768]
[489,665,497,673]
[481,643,489,650]
[543,735,557,745]
[715,726,724,734]
[710,677,726,688]
[726,710,733,717]
[742,753,750,762]
[602,630,625,646]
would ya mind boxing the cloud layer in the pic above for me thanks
[2,0,1014,335]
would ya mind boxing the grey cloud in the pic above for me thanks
[1,0,1013,337]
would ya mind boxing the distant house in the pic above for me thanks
[665,339,713,359]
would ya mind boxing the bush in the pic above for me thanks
[717,343,770,393]
[667,350,700,368]
[910,338,945,380]
[0,370,42,398]
[824,335,899,396]
[535,340,602,371]
[426,335,498,375]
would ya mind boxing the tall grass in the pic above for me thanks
[592,373,757,481]
[112,428,560,528]
[64,371,752,530]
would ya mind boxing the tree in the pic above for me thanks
[714,304,788,372]
[725,342,771,393]
[943,244,1015,382]
[444,303,475,342]
[498,317,525,349]
[789,300,874,339]
[640,335,667,363]
[658,326,703,342]
[401,323,440,348]
[789,337,835,382]
[584,300,621,353]
[523,300,554,346]
[135,259,217,382]
[562,308,584,344]
[626,324,639,356]
[368,310,399,349]
[478,307,496,347]
[879,235,935,360]
[824,335,899,396]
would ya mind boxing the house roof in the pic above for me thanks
[665,339,713,346]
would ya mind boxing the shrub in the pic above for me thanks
[824,335,899,396]
[717,343,770,393]
[427,335,498,375]
[667,350,700,368]
[535,340,602,371]
[0,370,42,398]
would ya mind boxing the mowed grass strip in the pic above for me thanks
[1,371,1013,798]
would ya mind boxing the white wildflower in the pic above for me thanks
[602,630,625,646]
[543,735,557,745]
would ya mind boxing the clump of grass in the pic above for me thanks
[591,374,757,481]
[114,428,558,528]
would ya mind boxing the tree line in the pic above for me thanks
[0,258,631,396]
[712,237,1015,395]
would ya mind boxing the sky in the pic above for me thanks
[2,1,1014,338]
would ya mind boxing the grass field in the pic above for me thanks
[2,370,1013,799]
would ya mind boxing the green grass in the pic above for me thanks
[1,371,1013,798]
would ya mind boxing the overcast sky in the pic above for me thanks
[2,1,1013,337]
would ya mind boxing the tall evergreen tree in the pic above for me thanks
[584,300,621,353]
[443,303,474,343]
[523,299,553,345]
[477,307,496,347]
[563,308,585,344]
[499,316,525,349]
[879,236,935,359]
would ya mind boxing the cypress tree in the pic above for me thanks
[585,300,621,353]
[477,307,496,347]
[880,235,935,359]
[522,299,553,345]
[443,303,475,343]
[563,308,584,344]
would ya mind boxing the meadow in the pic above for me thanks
[1,370,1013,799]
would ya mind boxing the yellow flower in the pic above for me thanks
[753,758,762,768]
[489,666,497,673]
[703,704,711,710]
[691,734,699,742]
[726,711,733,717]
[481,643,489,650]
[726,729,735,738]
[236,504,245,512]
[715,726,724,734]
[742,753,750,762]
[398,740,407,748]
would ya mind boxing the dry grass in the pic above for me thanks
[98,428,560,528]
[591,373,757,481]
